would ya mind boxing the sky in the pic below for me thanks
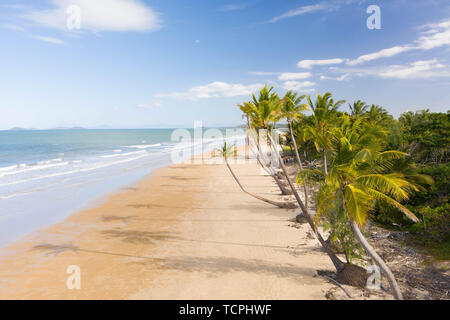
[0,0,449,130]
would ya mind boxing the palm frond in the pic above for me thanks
[314,183,336,228]
[365,187,419,223]
[356,173,418,201]
[296,168,325,185]
[343,184,373,226]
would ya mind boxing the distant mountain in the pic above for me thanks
[51,126,87,130]
[8,127,36,131]
[7,126,88,131]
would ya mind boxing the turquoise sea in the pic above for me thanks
[0,128,244,248]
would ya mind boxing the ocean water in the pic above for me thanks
[0,129,244,248]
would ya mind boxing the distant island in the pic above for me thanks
[8,127,87,131]
[8,127,36,131]
[51,127,87,130]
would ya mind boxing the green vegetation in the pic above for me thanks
[235,85,448,300]
[372,110,450,260]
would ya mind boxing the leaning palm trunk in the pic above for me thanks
[323,151,328,175]
[252,145,292,196]
[350,220,403,300]
[245,117,250,158]
[288,121,309,209]
[267,134,344,271]
[245,116,250,146]
[260,158,292,195]
[249,129,292,195]
[248,133,275,177]
[224,158,297,210]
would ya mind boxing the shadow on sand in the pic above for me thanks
[31,244,321,284]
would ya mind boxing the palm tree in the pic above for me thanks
[349,100,368,117]
[239,86,292,196]
[311,123,431,299]
[238,101,253,157]
[291,119,316,162]
[249,91,349,274]
[305,92,345,175]
[249,85,282,130]
[242,89,429,300]
[365,104,391,126]
[218,142,297,209]
[281,90,310,208]
[265,134,346,272]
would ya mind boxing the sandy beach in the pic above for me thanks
[0,151,334,300]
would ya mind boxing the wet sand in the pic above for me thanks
[0,152,334,299]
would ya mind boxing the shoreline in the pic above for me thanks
[0,149,335,299]
[0,135,244,249]
[0,156,170,250]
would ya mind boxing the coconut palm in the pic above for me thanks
[267,114,430,299]
[249,85,283,130]
[242,89,430,300]
[218,142,296,209]
[238,101,254,155]
[309,123,431,299]
[265,133,346,272]
[281,90,310,208]
[349,100,368,117]
[291,118,316,162]
[305,92,345,174]
[365,104,391,126]
[239,87,292,195]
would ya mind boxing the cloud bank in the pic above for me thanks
[155,82,264,100]
[22,0,161,32]
[269,4,331,23]
[297,59,344,69]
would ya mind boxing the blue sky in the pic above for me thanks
[0,0,449,129]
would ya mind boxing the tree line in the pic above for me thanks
[219,85,449,300]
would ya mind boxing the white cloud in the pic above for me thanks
[249,71,279,76]
[378,59,446,79]
[269,4,331,23]
[329,60,450,80]
[347,46,413,66]
[278,72,312,81]
[281,80,316,91]
[290,18,450,81]
[336,74,350,81]
[320,73,350,81]
[0,4,29,10]
[415,20,450,50]
[155,82,263,100]
[346,19,450,66]
[137,101,163,109]
[419,20,450,30]
[30,35,64,45]
[297,58,344,69]
[3,23,26,32]
[219,4,247,12]
[22,0,161,32]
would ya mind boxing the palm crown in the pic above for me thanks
[281,90,308,122]
[309,121,424,226]
[249,85,283,129]
[349,100,368,117]
[305,92,345,153]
